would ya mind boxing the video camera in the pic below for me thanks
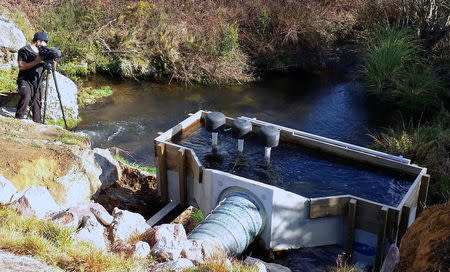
[39,46,62,62]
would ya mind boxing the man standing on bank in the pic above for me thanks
[15,31,55,122]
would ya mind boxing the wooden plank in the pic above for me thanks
[165,144,180,170]
[309,196,349,218]
[386,208,400,244]
[355,200,385,234]
[187,149,202,181]
[416,174,430,217]
[375,206,389,272]
[156,143,168,203]
[177,148,187,208]
[346,199,357,262]
[146,201,179,226]
[397,205,410,246]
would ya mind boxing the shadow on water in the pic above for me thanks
[75,69,386,166]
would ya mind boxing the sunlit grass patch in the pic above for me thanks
[0,206,153,271]
[112,154,156,175]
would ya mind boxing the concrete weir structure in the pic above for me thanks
[153,110,429,270]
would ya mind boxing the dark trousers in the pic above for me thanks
[15,80,42,123]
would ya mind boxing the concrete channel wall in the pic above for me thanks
[153,110,429,270]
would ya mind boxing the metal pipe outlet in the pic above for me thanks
[188,192,264,255]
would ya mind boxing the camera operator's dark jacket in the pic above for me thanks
[17,45,44,88]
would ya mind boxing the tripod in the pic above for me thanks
[33,61,69,129]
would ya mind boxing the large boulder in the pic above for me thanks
[10,186,61,219]
[0,119,121,208]
[0,174,17,204]
[109,208,151,244]
[44,71,78,124]
[0,13,26,69]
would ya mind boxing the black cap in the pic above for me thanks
[33,31,50,42]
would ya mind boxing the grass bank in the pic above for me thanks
[362,26,450,204]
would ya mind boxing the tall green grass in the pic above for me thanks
[362,26,444,114]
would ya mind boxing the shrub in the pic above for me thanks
[362,26,445,114]
[0,68,18,94]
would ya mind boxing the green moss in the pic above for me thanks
[112,155,156,175]
[54,130,90,147]
[78,86,113,108]
[191,207,204,223]
[0,68,18,94]
[46,117,79,129]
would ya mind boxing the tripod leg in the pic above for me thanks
[43,69,50,124]
[51,66,68,129]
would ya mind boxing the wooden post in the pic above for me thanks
[346,198,357,262]
[375,206,388,272]
[177,148,187,208]
[156,143,168,203]
[416,174,430,218]
[397,205,410,246]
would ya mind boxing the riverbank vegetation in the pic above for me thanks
[362,25,450,204]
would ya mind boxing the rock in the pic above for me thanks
[51,210,80,228]
[244,257,268,272]
[0,174,17,204]
[94,148,121,190]
[143,224,187,247]
[181,239,226,264]
[0,12,26,69]
[0,250,62,272]
[44,71,78,124]
[10,186,61,219]
[151,258,194,272]
[380,244,400,272]
[76,214,108,251]
[109,208,151,244]
[244,257,292,272]
[90,205,114,226]
[133,241,151,258]
[152,239,183,261]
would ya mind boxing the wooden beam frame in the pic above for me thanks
[375,206,388,271]
[156,143,168,203]
[177,148,187,207]
[416,174,430,217]
[346,198,357,262]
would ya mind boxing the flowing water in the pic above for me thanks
[76,70,383,167]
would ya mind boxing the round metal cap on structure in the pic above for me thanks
[231,119,252,139]
[205,112,226,132]
[259,125,280,147]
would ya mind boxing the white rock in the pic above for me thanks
[0,174,17,204]
[0,13,26,69]
[153,239,183,261]
[133,241,151,258]
[90,205,114,226]
[110,208,151,244]
[10,186,61,219]
[244,257,267,272]
[151,258,194,272]
[0,250,62,272]
[244,257,292,272]
[380,244,400,272]
[180,239,226,264]
[44,71,78,124]
[76,215,107,251]
[145,224,187,247]
[94,148,121,190]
